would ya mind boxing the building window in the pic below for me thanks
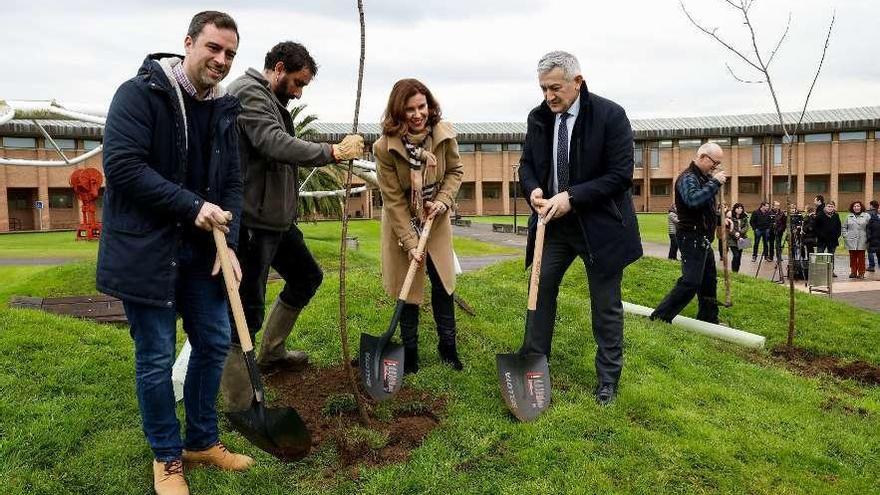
[752,145,762,166]
[458,143,475,153]
[649,148,660,169]
[2,136,37,149]
[8,189,32,209]
[479,143,502,152]
[650,183,670,196]
[678,139,701,148]
[457,183,475,200]
[49,189,75,208]
[839,177,864,193]
[633,184,642,196]
[738,137,754,146]
[773,178,796,195]
[633,143,643,169]
[805,179,828,193]
[839,131,866,141]
[708,138,730,146]
[43,138,76,150]
[83,140,101,150]
[804,133,832,143]
[738,181,759,194]
[483,183,501,199]
[773,144,783,165]
[508,182,521,199]
[505,143,523,151]
[659,140,673,148]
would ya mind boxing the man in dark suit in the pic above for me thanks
[518,51,642,405]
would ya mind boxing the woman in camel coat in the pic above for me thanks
[374,78,464,374]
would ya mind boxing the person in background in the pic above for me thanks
[867,202,880,275]
[866,200,879,272]
[667,203,679,260]
[815,201,841,278]
[801,205,818,259]
[726,202,749,273]
[750,201,772,262]
[842,200,869,279]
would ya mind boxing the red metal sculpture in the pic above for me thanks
[69,167,103,240]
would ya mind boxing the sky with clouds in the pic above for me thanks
[1,0,875,123]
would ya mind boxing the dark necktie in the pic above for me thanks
[557,112,571,193]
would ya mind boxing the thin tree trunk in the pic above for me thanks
[338,0,370,425]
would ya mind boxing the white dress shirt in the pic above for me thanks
[551,94,580,194]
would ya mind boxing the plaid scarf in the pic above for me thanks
[402,128,438,224]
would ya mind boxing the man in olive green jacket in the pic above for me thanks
[221,41,363,411]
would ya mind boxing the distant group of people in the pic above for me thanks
[667,193,880,279]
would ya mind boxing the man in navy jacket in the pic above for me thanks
[98,11,252,494]
[518,51,642,406]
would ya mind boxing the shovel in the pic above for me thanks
[496,217,551,422]
[212,228,311,461]
[360,216,435,401]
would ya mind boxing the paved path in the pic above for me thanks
[453,222,880,313]
[0,257,81,266]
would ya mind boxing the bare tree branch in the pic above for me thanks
[766,12,792,68]
[680,0,763,72]
[791,10,836,136]
[725,62,765,84]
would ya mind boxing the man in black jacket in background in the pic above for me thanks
[517,51,642,406]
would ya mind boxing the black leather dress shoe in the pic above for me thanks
[595,383,617,406]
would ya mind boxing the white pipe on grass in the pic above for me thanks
[623,301,765,349]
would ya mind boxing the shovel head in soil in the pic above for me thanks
[360,217,434,402]
[496,217,551,422]
[359,326,405,401]
[213,228,312,461]
[225,349,312,461]
[496,352,551,422]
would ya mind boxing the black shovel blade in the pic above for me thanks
[359,332,404,401]
[226,400,311,461]
[496,353,551,422]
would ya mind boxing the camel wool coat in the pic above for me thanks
[374,121,463,304]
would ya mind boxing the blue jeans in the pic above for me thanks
[123,242,231,462]
[868,249,877,269]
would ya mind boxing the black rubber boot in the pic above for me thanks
[438,342,463,371]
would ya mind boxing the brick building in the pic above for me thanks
[2,106,879,232]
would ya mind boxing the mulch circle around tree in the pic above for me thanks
[771,345,880,386]
[263,363,445,468]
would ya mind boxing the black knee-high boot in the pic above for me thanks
[400,303,419,374]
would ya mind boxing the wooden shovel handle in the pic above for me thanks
[527,217,547,311]
[213,228,254,353]
[398,216,435,300]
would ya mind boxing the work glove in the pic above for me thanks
[332,134,365,162]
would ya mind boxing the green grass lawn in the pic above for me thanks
[0,231,99,259]
[1,222,879,494]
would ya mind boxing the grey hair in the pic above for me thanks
[537,51,582,80]
[697,142,722,158]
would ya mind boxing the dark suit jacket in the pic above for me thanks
[519,82,642,276]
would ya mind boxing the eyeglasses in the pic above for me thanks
[702,154,722,167]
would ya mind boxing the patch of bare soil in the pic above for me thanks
[263,363,444,468]
[771,345,880,386]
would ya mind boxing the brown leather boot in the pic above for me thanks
[182,442,254,471]
[153,459,189,495]
[220,343,254,413]
[256,298,308,372]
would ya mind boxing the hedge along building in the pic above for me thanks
[310,106,880,216]
[2,104,880,232]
